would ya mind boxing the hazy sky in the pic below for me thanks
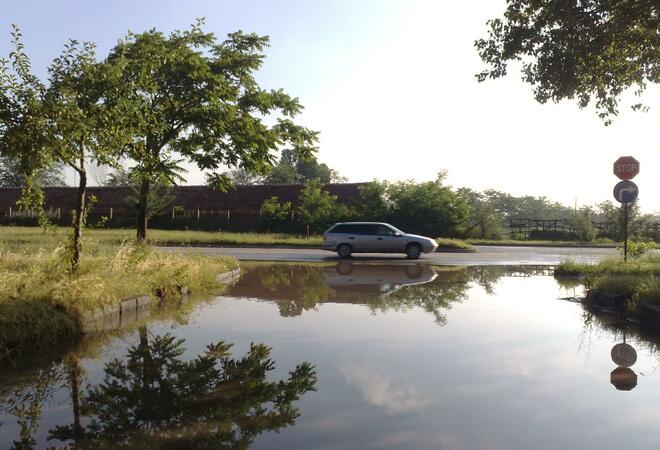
[2,0,658,212]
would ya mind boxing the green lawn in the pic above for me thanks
[0,226,475,251]
[0,226,322,250]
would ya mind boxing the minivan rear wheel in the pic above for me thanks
[337,244,352,258]
[405,243,422,259]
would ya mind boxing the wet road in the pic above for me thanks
[163,245,618,265]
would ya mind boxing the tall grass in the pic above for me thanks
[556,253,660,277]
[555,253,660,315]
[0,242,237,353]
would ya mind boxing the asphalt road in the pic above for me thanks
[163,245,618,266]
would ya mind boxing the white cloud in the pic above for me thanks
[342,361,429,415]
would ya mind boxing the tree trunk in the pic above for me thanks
[67,358,83,439]
[137,177,150,241]
[71,163,86,273]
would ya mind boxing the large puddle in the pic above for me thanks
[2,262,660,449]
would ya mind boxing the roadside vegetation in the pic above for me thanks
[435,238,473,251]
[0,226,478,252]
[556,245,660,319]
[0,242,237,355]
[467,239,616,247]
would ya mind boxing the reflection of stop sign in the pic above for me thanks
[613,156,640,180]
[610,367,637,391]
[611,343,637,367]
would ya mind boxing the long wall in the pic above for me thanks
[0,183,366,231]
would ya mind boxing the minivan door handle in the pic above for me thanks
[349,237,355,240]
[377,237,383,240]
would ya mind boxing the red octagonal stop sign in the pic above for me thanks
[613,156,639,180]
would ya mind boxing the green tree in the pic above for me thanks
[476,1,660,124]
[296,179,346,233]
[105,20,318,240]
[0,27,53,231]
[458,188,505,239]
[45,40,128,271]
[223,167,264,185]
[574,210,597,242]
[105,166,177,222]
[264,149,344,185]
[387,174,469,237]
[0,27,127,271]
[594,200,641,241]
[0,155,65,187]
[259,196,292,232]
[354,180,390,220]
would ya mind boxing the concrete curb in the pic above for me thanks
[79,267,241,334]
[216,268,241,285]
[437,248,476,253]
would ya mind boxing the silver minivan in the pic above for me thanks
[322,222,438,259]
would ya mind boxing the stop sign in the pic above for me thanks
[613,156,639,180]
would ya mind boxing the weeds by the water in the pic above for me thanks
[556,253,660,277]
[0,242,237,353]
[555,253,660,316]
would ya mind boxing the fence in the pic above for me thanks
[508,218,660,242]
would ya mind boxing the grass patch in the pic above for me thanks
[0,242,237,354]
[583,274,660,313]
[435,238,473,251]
[467,238,616,247]
[0,226,321,249]
[555,253,660,277]
[555,253,660,317]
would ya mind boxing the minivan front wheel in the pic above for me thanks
[405,243,422,259]
[337,244,352,258]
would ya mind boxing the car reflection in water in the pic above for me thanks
[225,262,471,324]
[327,262,437,297]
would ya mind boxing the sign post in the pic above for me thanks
[613,157,640,262]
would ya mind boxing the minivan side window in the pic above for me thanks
[355,224,378,235]
[377,225,397,236]
[330,224,351,233]
[330,224,378,235]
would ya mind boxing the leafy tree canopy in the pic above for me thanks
[354,173,470,237]
[261,150,345,185]
[0,155,65,187]
[297,179,348,232]
[476,0,660,124]
[105,19,318,238]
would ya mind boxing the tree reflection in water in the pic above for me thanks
[1,366,61,450]
[228,263,552,325]
[48,327,317,449]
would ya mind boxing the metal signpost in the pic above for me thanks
[612,156,640,262]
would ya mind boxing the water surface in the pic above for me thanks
[1,263,659,449]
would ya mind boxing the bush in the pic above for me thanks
[575,212,596,242]
[622,240,656,258]
[297,179,349,233]
[259,196,292,232]
[353,175,469,237]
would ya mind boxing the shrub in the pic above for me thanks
[259,196,292,232]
